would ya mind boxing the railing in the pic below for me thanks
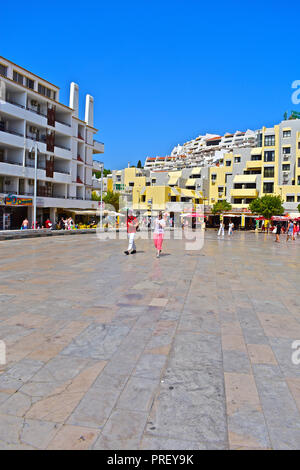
[54,169,70,175]
[26,134,46,144]
[0,128,24,137]
[5,98,25,109]
[25,162,46,170]
[94,139,104,145]
[55,118,71,127]
[26,106,47,118]
[0,160,22,166]
[55,143,71,151]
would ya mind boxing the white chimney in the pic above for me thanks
[85,94,94,127]
[69,82,79,118]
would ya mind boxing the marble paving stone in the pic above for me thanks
[68,373,128,428]
[117,376,159,412]
[223,350,251,374]
[61,323,130,360]
[133,354,167,380]
[92,409,148,450]
[247,343,277,365]
[47,424,99,450]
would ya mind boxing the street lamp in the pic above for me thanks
[29,142,39,230]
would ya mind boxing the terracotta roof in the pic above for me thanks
[206,136,222,142]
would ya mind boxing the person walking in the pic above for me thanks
[286,220,294,242]
[124,210,138,255]
[153,211,166,258]
[21,218,29,230]
[275,222,281,243]
[218,220,224,237]
[228,220,234,236]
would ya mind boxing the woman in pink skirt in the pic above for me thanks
[154,212,166,258]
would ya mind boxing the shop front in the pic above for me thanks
[0,196,33,230]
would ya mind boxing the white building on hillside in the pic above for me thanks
[144,129,257,171]
[0,56,104,229]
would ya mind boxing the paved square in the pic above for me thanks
[0,231,299,449]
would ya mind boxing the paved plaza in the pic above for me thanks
[0,231,300,449]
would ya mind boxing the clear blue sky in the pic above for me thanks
[2,0,300,169]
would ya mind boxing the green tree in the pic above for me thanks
[103,191,120,212]
[249,195,284,219]
[93,169,111,179]
[137,160,143,169]
[92,191,100,201]
[212,200,232,215]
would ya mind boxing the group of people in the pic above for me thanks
[217,220,234,237]
[124,210,167,258]
[57,217,75,231]
[274,220,300,243]
[21,216,75,231]
[21,218,53,230]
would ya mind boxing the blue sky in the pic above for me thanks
[2,0,300,169]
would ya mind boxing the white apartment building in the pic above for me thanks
[144,129,256,171]
[0,57,104,229]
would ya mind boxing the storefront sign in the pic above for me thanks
[5,196,33,206]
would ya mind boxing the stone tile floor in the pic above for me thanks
[0,231,299,449]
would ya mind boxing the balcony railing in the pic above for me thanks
[26,134,46,144]
[26,106,47,118]
[0,160,22,166]
[0,127,24,137]
[55,118,71,127]
[5,98,25,109]
[55,143,71,151]
[54,168,70,175]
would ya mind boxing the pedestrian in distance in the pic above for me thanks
[275,222,281,243]
[124,210,138,255]
[154,211,166,258]
[286,220,294,242]
[218,221,224,237]
[21,218,29,230]
[228,220,234,236]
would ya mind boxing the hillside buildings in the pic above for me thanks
[111,118,300,227]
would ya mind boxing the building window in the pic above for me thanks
[13,71,24,85]
[263,167,274,178]
[251,154,262,161]
[0,64,7,77]
[286,195,295,202]
[26,77,34,89]
[264,135,275,146]
[282,164,290,171]
[233,198,242,204]
[211,174,217,181]
[283,130,291,138]
[226,160,231,166]
[264,151,275,162]
[263,182,274,193]
[297,195,300,202]
[234,157,241,163]
[38,84,56,100]
[298,176,300,186]
[282,147,291,155]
